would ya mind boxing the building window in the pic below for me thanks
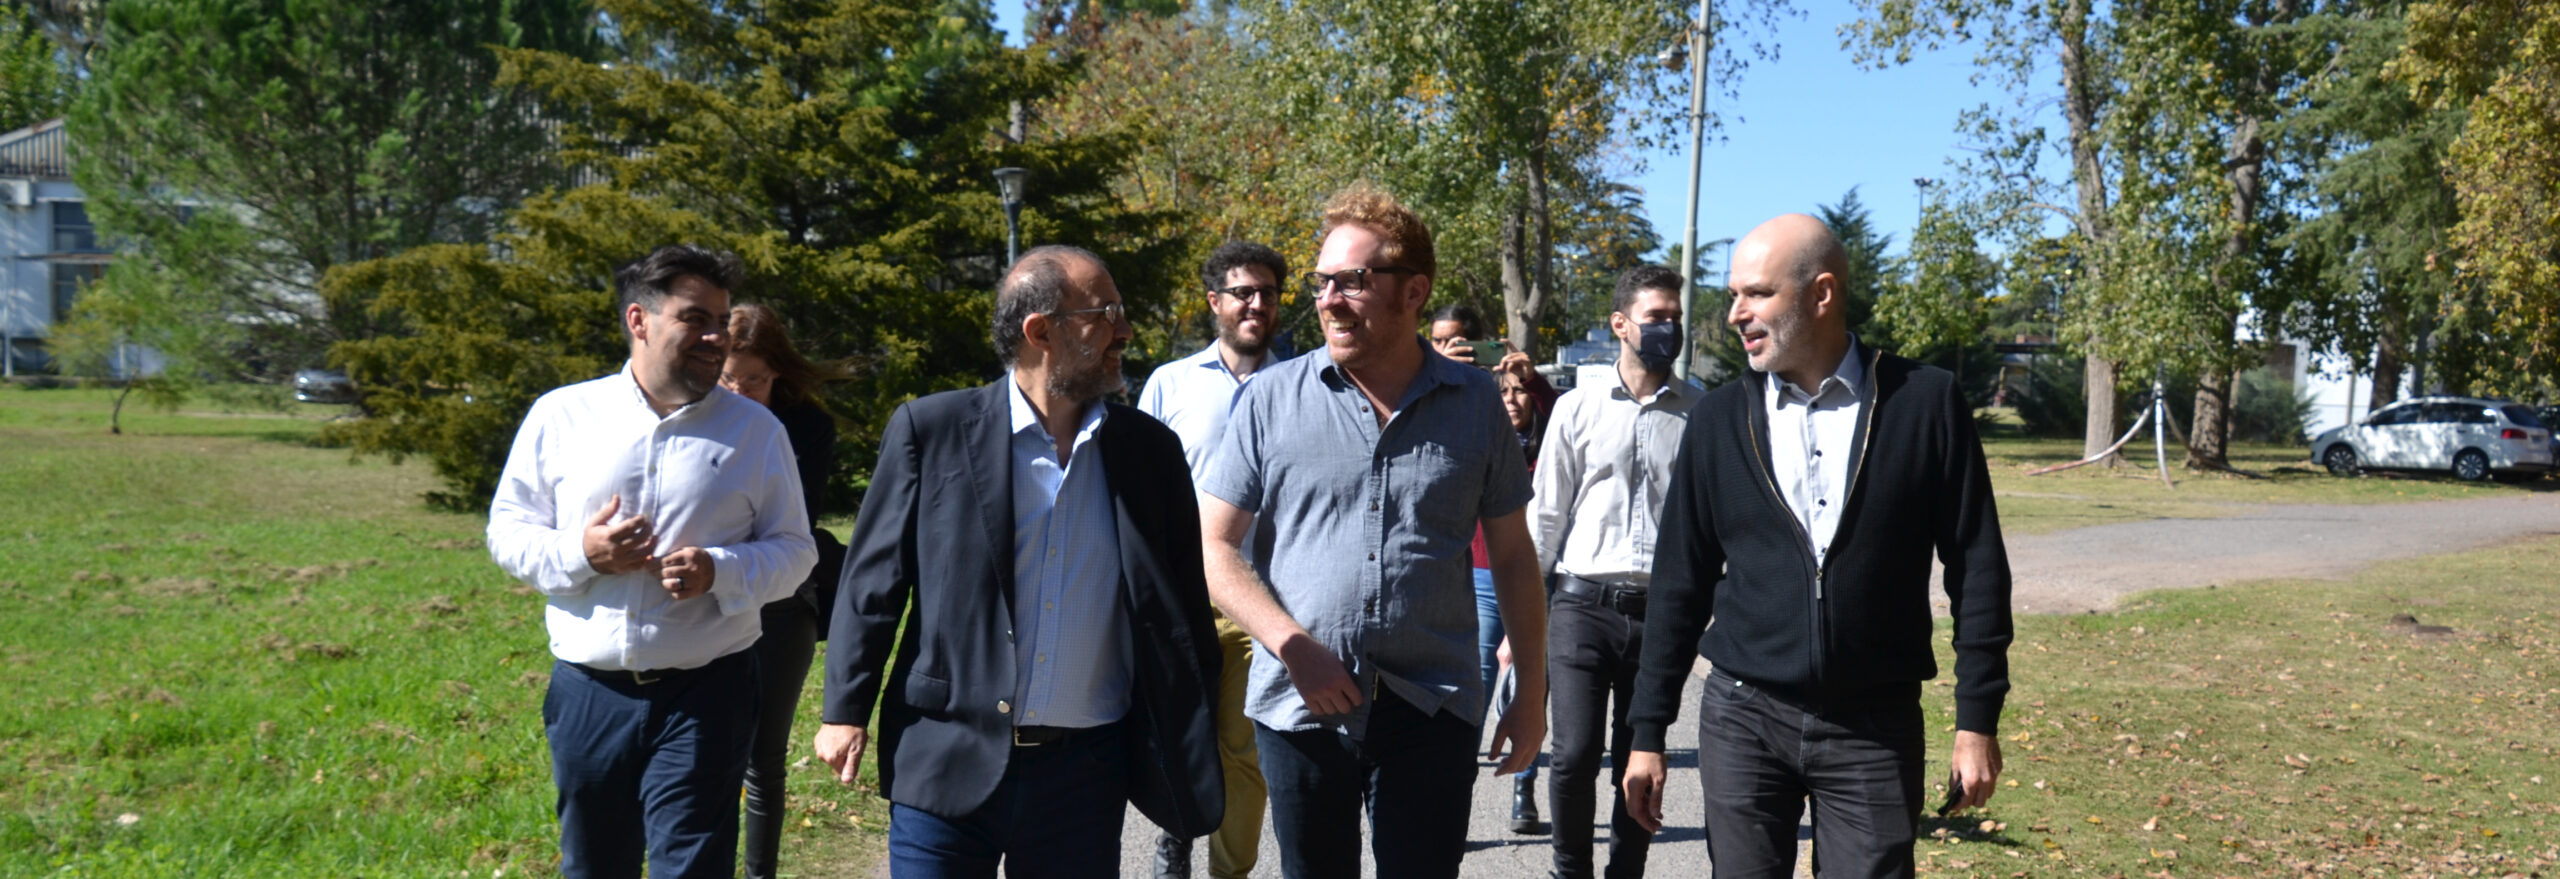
[53,201,101,253]
[52,263,105,322]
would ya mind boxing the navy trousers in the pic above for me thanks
[544,649,759,879]
[1256,691,1482,879]
[885,721,1131,879]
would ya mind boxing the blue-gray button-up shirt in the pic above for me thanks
[1006,377,1130,729]
[1202,339,1532,733]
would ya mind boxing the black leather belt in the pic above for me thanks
[1558,574,1647,619]
[1011,724,1110,748]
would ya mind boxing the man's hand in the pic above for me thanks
[1275,633,1362,717]
[1623,749,1668,832]
[1432,334,1473,362]
[581,494,655,574]
[1487,688,1546,775]
[815,723,867,785]
[1949,729,2003,812]
[658,546,714,600]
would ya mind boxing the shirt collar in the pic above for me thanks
[1317,335,1464,409]
[1612,372,1694,405]
[1768,338,1866,406]
[1007,370,1109,447]
[1192,341,1268,383]
[621,359,723,420]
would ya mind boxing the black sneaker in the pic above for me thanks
[1154,833,1193,879]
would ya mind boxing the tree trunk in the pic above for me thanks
[2059,0,2119,461]
[2368,318,2404,413]
[1498,201,1528,340]
[1505,146,1554,360]
[2187,367,2232,469]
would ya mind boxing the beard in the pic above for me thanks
[1743,297,1814,376]
[1047,337,1127,404]
[1217,310,1271,358]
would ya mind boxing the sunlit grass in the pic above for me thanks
[0,384,885,877]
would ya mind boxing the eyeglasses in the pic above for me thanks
[1211,283,1280,304]
[1301,267,1417,299]
[1052,302,1127,324]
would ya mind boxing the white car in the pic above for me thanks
[2311,396,2553,483]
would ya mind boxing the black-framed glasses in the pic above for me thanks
[1052,302,1127,324]
[1302,266,1417,299]
[1211,283,1281,304]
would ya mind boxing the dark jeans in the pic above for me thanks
[1256,690,1481,879]
[885,721,1130,879]
[1695,669,1925,879]
[744,596,820,879]
[545,649,760,879]
[1547,587,1651,879]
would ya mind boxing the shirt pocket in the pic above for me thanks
[1400,435,1486,544]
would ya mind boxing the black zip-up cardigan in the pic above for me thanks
[1628,348,2014,753]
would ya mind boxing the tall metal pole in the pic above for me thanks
[1674,0,1710,380]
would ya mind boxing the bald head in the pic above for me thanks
[1735,213,1848,296]
[1727,213,1853,387]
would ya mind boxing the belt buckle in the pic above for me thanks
[630,668,665,685]
[1013,727,1035,747]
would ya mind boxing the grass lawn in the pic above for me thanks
[1916,536,2560,876]
[0,386,887,877]
[1981,436,2557,535]
[8,385,2554,877]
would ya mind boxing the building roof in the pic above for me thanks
[0,118,70,181]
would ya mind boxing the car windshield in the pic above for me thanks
[2503,405,2546,429]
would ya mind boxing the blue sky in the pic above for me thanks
[1619,4,2033,265]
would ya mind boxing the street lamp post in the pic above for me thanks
[993,167,1028,265]
[1672,0,1710,381]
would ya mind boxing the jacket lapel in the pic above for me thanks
[967,381,1016,614]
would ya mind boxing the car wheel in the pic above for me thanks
[2453,449,2490,482]
[2322,445,2361,477]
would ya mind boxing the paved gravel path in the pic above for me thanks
[1052,490,2560,878]
[1988,490,2560,615]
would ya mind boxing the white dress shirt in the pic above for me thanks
[1765,342,1866,567]
[1530,372,1704,583]
[488,364,818,672]
[1136,341,1268,479]
[1006,378,1131,729]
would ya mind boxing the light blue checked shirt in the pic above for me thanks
[1006,377,1131,729]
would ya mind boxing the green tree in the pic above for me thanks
[2278,4,2461,412]
[2396,0,2560,391]
[328,0,1185,510]
[61,0,597,387]
[1231,0,1788,359]
[1849,0,2129,456]
[1816,186,1899,348]
[0,6,70,130]
[1878,200,1998,372]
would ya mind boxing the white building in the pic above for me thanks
[0,118,161,378]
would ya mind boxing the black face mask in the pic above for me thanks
[1635,320,1682,373]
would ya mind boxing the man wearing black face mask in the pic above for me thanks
[1526,264,1702,879]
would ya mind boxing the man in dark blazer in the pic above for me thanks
[815,245,1225,878]
[1620,214,2014,879]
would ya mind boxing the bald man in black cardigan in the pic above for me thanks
[1621,214,2014,879]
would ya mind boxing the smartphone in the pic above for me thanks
[1468,339,1504,367]
[1936,774,1966,816]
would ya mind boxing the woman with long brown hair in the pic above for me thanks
[720,303,844,879]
